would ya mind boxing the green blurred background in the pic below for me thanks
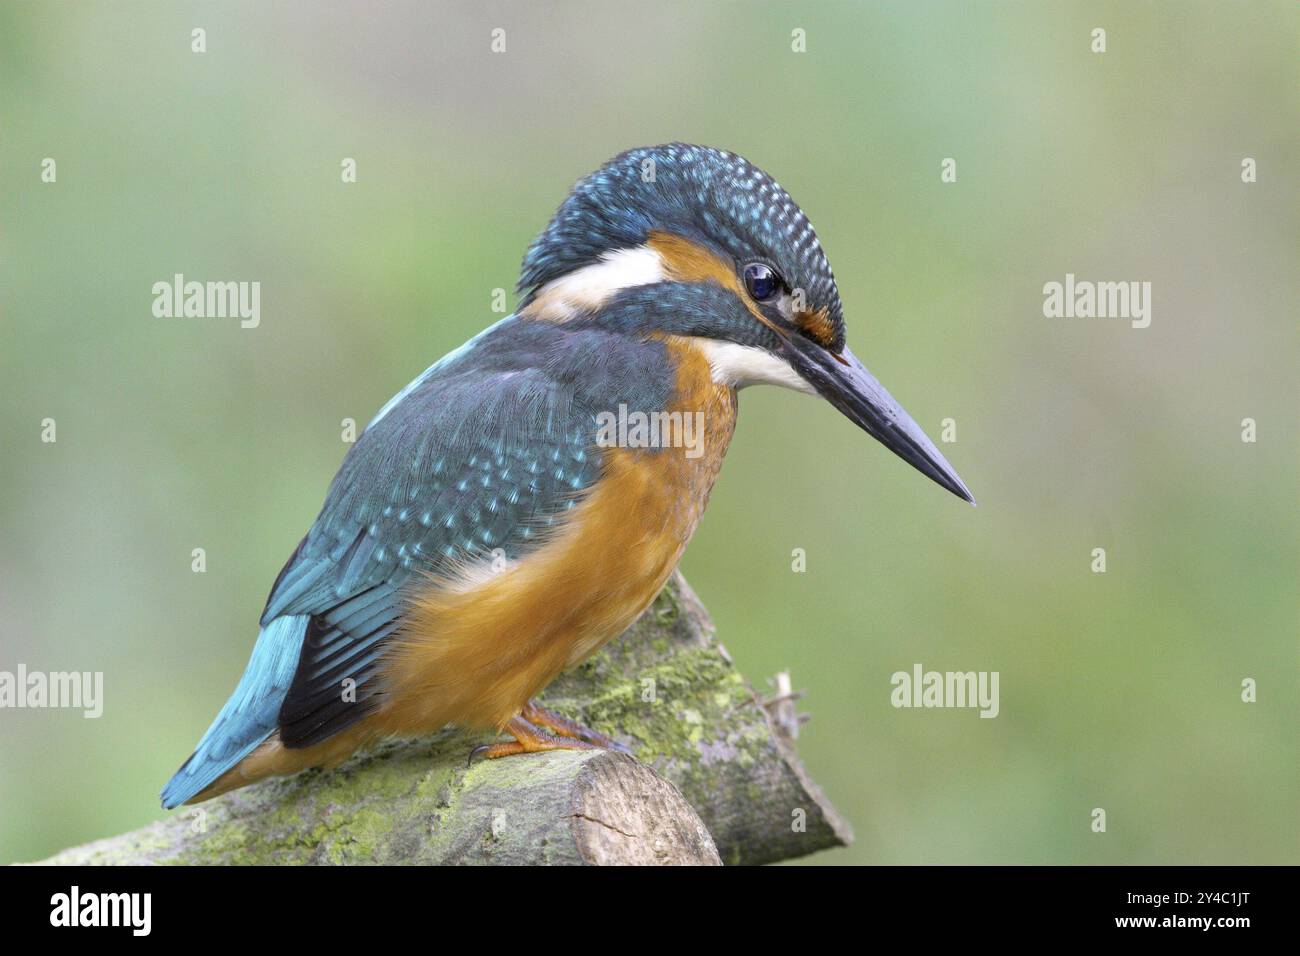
[2,1,1296,865]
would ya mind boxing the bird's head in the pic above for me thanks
[517,143,973,504]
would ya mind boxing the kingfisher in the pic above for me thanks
[161,144,973,809]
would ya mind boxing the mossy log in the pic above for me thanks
[32,573,851,866]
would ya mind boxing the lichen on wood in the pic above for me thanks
[32,573,851,866]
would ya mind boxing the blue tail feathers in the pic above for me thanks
[160,615,310,809]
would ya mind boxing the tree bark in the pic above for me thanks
[32,573,852,866]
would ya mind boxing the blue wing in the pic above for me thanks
[162,317,672,807]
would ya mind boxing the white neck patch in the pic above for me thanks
[524,244,665,321]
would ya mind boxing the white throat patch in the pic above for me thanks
[694,339,815,394]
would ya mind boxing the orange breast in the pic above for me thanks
[372,336,737,735]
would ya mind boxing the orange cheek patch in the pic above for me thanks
[646,231,736,288]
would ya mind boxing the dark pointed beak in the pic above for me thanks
[781,337,976,504]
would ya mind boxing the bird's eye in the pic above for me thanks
[743,263,782,302]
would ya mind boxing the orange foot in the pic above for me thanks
[469,701,632,763]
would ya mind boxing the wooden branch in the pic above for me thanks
[32,573,852,866]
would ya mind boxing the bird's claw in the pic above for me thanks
[465,704,634,764]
